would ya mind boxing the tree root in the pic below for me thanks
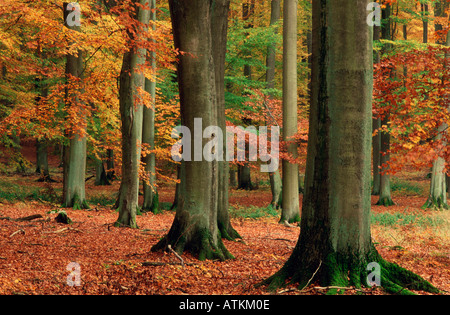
[376,197,395,207]
[152,227,234,261]
[259,249,440,295]
[422,196,449,210]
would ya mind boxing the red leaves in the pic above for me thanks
[374,46,450,174]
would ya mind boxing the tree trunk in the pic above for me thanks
[372,24,381,196]
[229,167,237,188]
[106,148,115,181]
[423,7,449,210]
[142,0,159,213]
[280,0,300,224]
[152,0,233,260]
[376,4,394,206]
[262,0,438,294]
[213,0,241,240]
[115,0,150,228]
[376,114,394,206]
[36,139,51,181]
[95,158,110,186]
[35,76,53,182]
[62,2,88,209]
[237,163,253,190]
[266,0,282,209]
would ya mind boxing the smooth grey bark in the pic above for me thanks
[423,4,449,210]
[261,0,438,294]
[62,2,88,209]
[152,0,233,260]
[115,0,150,228]
[213,0,241,240]
[266,0,282,209]
[142,0,159,213]
[280,0,300,223]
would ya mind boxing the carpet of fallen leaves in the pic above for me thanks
[0,173,449,295]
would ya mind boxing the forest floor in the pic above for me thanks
[0,168,449,295]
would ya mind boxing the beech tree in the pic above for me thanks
[376,4,394,206]
[142,0,159,213]
[280,0,300,224]
[423,0,449,210]
[214,0,241,240]
[152,0,233,260]
[115,0,151,228]
[62,2,89,209]
[262,0,439,294]
[266,0,282,209]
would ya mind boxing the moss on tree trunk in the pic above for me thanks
[260,0,440,295]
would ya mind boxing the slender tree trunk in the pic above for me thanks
[229,167,237,188]
[376,4,394,206]
[237,0,255,192]
[280,0,300,224]
[115,0,150,228]
[62,2,88,209]
[152,0,233,260]
[422,4,429,44]
[266,0,282,209]
[95,158,110,186]
[213,0,241,240]
[36,139,50,181]
[262,0,438,294]
[106,148,115,181]
[372,24,381,195]
[424,4,449,210]
[35,75,53,182]
[142,0,159,213]
[237,163,253,190]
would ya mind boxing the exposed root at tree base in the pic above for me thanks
[259,250,440,295]
[152,229,234,261]
[376,197,395,207]
[422,196,449,210]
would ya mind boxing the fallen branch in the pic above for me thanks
[43,227,82,234]
[0,214,43,222]
[301,260,322,290]
[168,244,184,267]
[141,261,196,267]
[9,229,25,238]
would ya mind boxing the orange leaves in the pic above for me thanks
[374,45,450,174]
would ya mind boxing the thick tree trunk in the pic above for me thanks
[62,2,88,209]
[142,1,159,213]
[280,0,300,224]
[115,0,150,228]
[262,0,438,294]
[152,0,233,260]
